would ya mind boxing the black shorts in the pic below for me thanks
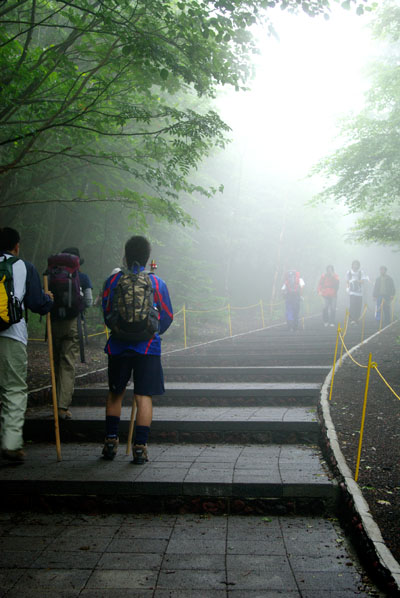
[107,352,165,396]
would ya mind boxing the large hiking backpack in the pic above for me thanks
[0,255,23,331]
[47,252,84,320]
[348,269,362,294]
[104,267,160,342]
[286,270,300,294]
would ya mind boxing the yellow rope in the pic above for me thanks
[338,331,368,369]
[186,305,228,314]
[87,330,107,338]
[231,302,260,310]
[373,365,400,401]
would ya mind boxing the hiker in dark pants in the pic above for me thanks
[373,266,395,327]
[317,265,339,327]
[0,227,53,463]
[281,270,305,331]
[50,247,93,420]
[101,236,173,464]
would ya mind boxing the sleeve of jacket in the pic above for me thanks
[24,261,53,315]
[153,276,173,335]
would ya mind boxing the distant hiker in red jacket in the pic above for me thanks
[317,265,339,327]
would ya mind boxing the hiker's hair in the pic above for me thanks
[125,235,151,268]
[0,227,20,252]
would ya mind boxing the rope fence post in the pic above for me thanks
[379,298,384,331]
[361,304,367,342]
[355,353,375,482]
[259,299,265,328]
[339,311,348,366]
[183,304,187,348]
[227,304,232,337]
[329,324,341,402]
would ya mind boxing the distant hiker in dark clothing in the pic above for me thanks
[281,270,305,331]
[0,227,53,463]
[373,266,395,327]
[317,265,339,327]
[48,247,93,420]
[101,235,173,464]
[346,260,369,324]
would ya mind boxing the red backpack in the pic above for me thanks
[47,253,84,320]
[285,271,300,294]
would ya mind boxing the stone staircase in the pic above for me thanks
[3,314,377,514]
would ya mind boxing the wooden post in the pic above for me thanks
[355,353,374,482]
[43,275,61,462]
[259,299,265,328]
[183,304,187,349]
[227,304,232,337]
[329,324,341,402]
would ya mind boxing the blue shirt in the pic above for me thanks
[102,267,173,356]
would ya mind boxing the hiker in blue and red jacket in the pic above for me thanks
[281,270,305,332]
[101,235,173,464]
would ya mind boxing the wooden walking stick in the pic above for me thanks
[126,396,137,455]
[44,275,62,462]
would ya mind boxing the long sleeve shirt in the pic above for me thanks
[102,266,173,356]
[0,253,53,345]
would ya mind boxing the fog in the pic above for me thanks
[154,6,398,317]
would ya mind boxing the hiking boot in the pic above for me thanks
[102,437,119,460]
[2,449,25,463]
[58,408,72,420]
[132,444,148,465]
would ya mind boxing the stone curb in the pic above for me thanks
[319,321,400,596]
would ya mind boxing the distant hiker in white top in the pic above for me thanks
[346,260,369,324]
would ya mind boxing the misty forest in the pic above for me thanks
[2,0,400,343]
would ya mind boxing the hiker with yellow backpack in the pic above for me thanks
[0,227,53,463]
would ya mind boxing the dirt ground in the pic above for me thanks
[327,321,400,565]
[27,334,108,391]
[27,322,400,566]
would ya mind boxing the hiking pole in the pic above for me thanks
[43,275,62,462]
[77,313,86,363]
[126,396,137,455]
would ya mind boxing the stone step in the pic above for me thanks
[24,406,319,444]
[162,354,334,367]
[70,382,321,407]
[0,442,337,513]
[162,366,330,383]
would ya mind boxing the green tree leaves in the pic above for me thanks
[312,2,400,246]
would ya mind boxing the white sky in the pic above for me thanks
[219,5,375,178]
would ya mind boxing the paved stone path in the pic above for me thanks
[0,510,380,597]
[0,314,387,596]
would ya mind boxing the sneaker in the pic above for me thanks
[102,437,119,460]
[58,408,72,420]
[132,444,148,465]
[324,322,329,327]
[2,449,25,463]
[330,323,335,327]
